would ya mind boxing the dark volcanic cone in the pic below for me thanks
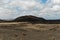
[13,15,46,23]
[0,15,60,24]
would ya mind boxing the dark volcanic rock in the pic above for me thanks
[13,15,46,23]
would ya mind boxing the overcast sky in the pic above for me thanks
[0,0,60,20]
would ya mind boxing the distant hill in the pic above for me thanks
[13,15,46,23]
[13,15,60,24]
[0,15,60,24]
[0,19,13,22]
[46,20,60,24]
[0,19,7,22]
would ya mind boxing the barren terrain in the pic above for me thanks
[0,22,60,40]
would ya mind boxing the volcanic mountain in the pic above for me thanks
[0,15,60,24]
[13,15,60,24]
[13,15,46,23]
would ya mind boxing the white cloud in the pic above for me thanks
[0,7,17,20]
[0,0,10,4]
[0,0,44,20]
[52,0,60,4]
[9,0,42,10]
[0,0,60,20]
[51,5,60,11]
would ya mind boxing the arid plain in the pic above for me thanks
[0,22,60,40]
